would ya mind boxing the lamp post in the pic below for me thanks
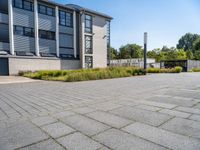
[144,32,147,71]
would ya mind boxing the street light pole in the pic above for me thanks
[144,32,147,71]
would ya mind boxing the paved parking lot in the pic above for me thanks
[0,73,200,150]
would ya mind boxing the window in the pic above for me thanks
[14,25,34,37]
[13,0,33,11]
[106,21,110,45]
[24,27,34,37]
[38,4,55,16]
[0,23,9,43]
[0,0,8,14]
[85,56,93,68]
[59,11,73,27]
[39,30,55,40]
[85,14,92,33]
[85,35,92,54]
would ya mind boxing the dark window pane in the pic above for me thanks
[66,13,72,27]
[24,27,33,37]
[39,30,46,39]
[15,26,24,35]
[0,23,9,43]
[23,0,31,11]
[39,5,46,14]
[0,0,8,14]
[47,7,54,16]
[85,56,93,68]
[85,36,92,54]
[85,15,92,33]
[14,0,23,8]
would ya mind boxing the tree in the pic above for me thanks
[109,47,119,60]
[119,44,143,59]
[177,33,200,51]
[193,38,200,51]
[186,50,194,60]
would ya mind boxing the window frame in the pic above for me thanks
[14,25,34,37]
[39,29,55,40]
[38,4,55,17]
[59,10,73,27]
[13,0,33,12]
[85,35,93,54]
[0,23,9,43]
[85,14,93,33]
[85,56,93,68]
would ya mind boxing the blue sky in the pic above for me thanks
[56,0,200,50]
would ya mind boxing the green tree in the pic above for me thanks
[193,38,200,51]
[177,33,200,51]
[186,50,194,59]
[119,44,143,59]
[194,50,200,60]
[109,47,119,60]
[177,49,187,60]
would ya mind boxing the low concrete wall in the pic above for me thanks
[61,59,81,70]
[4,56,82,75]
[8,57,61,75]
[187,60,200,71]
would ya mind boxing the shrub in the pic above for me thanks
[147,66,182,73]
[192,68,200,72]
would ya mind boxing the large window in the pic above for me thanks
[38,4,55,17]
[85,56,93,68]
[13,0,33,12]
[39,30,55,40]
[85,14,92,33]
[0,0,8,14]
[14,25,34,37]
[0,23,9,43]
[59,11,73,27]
[85,35,92,54]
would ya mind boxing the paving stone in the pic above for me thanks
[72,107,96,114]
[87,111,132,128]
[94,128,167,150]
[110,106,173,126]
[135,100,177,109]
[164,89,199,99]
[160,117,200,139]
[90,102,122,111]
[98,146,112,150]
[61,114,110,136]
[42,122,75,138]
[51,111,76,119]
[159,109,191,118]
[0,121,48,150]
[147,96,198,107]
[31,116,57,127]
[19,139,65,150]
[57,132,102,150]
[134,104,162,112]
[175,106,200,115]
[122,122,200,150]
[189,114,200,122]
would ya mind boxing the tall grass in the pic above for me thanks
[21,67,146,82]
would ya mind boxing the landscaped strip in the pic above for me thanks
[20,67,146,82]
[20,66,183,82]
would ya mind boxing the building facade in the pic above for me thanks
[0,0,112,75]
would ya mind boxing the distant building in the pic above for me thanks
[0,0,112,75]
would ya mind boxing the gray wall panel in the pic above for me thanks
[0,13,8,24]
[59,26,73,34]
[39,39,56,54]
[59,48,74,55]
[0,42,9,51]
[39,14,56,31]
[59,33,73,48]
[13,8,34,27]
[14,35,35,53]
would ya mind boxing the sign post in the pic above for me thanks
[144,32,147,72]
